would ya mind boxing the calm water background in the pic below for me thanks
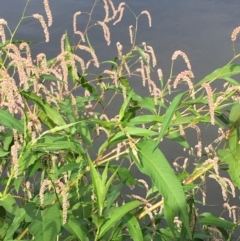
[2,0,240,238]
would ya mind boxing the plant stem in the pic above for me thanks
[3,167,14,197]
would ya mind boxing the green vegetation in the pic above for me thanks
[0,0,240,240]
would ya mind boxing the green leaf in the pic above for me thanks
[216,226,229,240]
[119,91,133,122]
[102,60,118,68]
[106,184,122,210]
[155,92,185,148]
[125,126,158,137]
[88,159,104,215]
[88,161,119,216]
[109,127,158,145]
[18,151,44,175]
[59,98,77,123]
[135,140,191,238]
[0,195,20,215]
[86,33,95,53]
[229,102,240,124]
[3,133,13,151]
[76,74,100,100]
[4,208,25,240]
[104,166,119,202]
[0,150,9,157]
[222,76,240,86]
[77,121,91,145]
[135,46,150,67]
[164,201,176,237]
[5,240,31,241]
[37,109,56,129]
[0,109,23,133]
[218,148,240,188]
[98,200,140,239]
[119,77,131,91]
[27,161,41,177]
[14,176,24,193]
[215,112,229,126]
[63,214,89,241]
[90,118,115,129]
[39,121,82,135]
[28,204,61,241]
[172,116,196,126]
[23,202,41,223]
[146,186,159,198]
[64,31,72,53]
[40,74,61,81]
[92,214,105,229]
[129,115,163,124]
[197,64,240,86]
[58,163,79,175]
[166,132,190,149]
[21,90,67,128]
[122,213,143,241]
[31,135,84,154]
[114,166,138,186]
[139,97,155,113]
[193,231,213,239]
[197,212,235,229]
[229,128,238,152]
[179,93,208,107]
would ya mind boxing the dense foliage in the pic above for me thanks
[0,0,240,240]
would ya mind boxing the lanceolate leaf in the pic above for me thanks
[222,76,240,86]
[63,214,89,241]
[0,195,20,215]
[229,128,238,152]
[155,92,185,148]
[88,160,119,216]
[125,126,158,137]
[0,109,23,133]
[229,102,240,124]
[164,201,176,237]
[0,150,9,157]
[28,204,61,241]
[197,212,235,229]
[76,73,99,99]
[21,90,67,128]
[129,115,163,124]
[64,31,72,53]
[18,151,44,175]
[119,91,133,122]
[197,64,240,86]
[218,148,240,188]
[136,46,150,67]
[139,97,155,113]
[88,158,105,215]
[37,109,56,129]
[166,132,190,149]
[135,140,191,238]
[30,135,84,154]
[109,127,158,145]
[4,208,25,240]
[98,200,141,239]
[122,213,143,241]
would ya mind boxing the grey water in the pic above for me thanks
[2,0,240,239]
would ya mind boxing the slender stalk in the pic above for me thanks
[3,167,14,197]
[16,227,28,240]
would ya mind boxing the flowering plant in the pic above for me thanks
[0,0,240,240]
